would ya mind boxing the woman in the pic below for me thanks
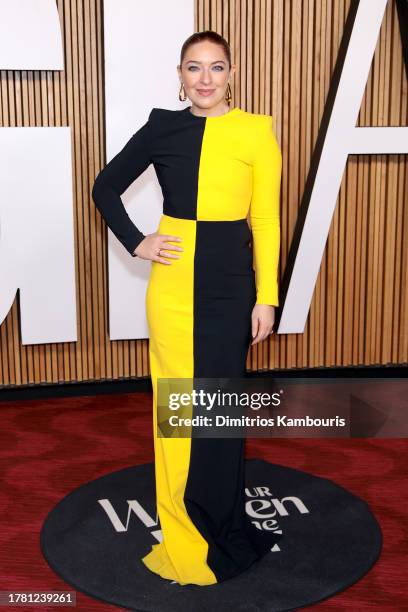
[92,30,282,586]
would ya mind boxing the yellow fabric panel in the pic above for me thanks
[143,214,217,585]
[197,111,282,306]
[196,116,252,220]
[249,116,282,306]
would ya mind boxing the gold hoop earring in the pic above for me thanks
[179,82,187,102]
[225,82,232,104]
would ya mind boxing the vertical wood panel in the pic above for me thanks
[0,0,406,388]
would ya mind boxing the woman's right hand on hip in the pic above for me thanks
[133,232,183,264]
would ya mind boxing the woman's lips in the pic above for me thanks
[196,89,215,96]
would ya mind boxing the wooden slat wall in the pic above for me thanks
[0,0,406,387]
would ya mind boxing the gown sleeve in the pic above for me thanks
[91,109,155,257]
[249,116,282,306]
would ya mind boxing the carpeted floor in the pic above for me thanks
[0,391,406,611]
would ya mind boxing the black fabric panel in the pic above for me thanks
[91,115,153,256]
[193,219,255,377]
[151,108,206,220]
[184,219,261,582]
[91,107,206,257]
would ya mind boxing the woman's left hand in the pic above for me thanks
[251,304,276,345]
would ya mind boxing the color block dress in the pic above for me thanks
[92,105,282,586]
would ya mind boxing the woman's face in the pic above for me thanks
[178,40,235,110]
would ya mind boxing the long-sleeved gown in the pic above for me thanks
[92,105,282,586]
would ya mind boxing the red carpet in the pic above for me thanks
[0,391,406,611]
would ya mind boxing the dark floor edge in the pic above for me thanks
[0,363,406,402]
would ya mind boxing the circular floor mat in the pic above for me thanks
[40,459,382,611]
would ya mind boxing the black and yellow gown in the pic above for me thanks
[92,105,282,586]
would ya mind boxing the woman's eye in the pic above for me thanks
[187,65,224,71]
